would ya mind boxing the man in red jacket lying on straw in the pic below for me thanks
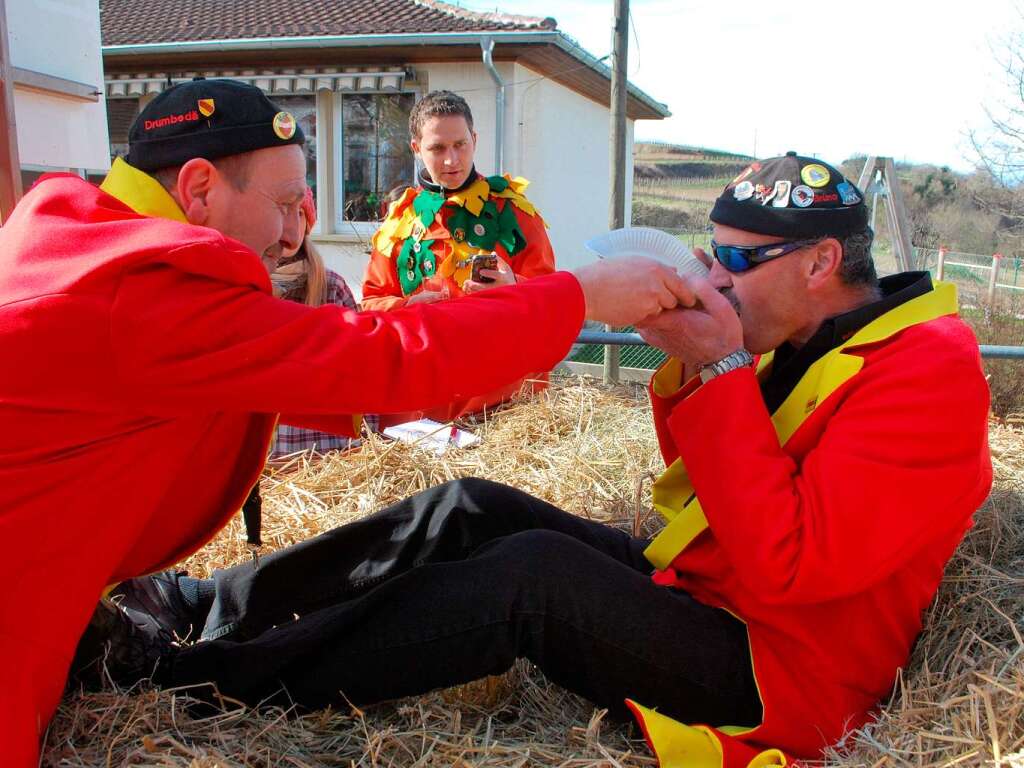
[109,153,992,768]
[0,78,693,768]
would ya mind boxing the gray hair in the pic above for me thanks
[834,227,878,287]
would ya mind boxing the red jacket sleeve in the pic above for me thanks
[661,325,992,605]
[109,244,585,418]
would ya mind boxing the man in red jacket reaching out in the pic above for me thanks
[113,154,992,768]
[0,78,692,767]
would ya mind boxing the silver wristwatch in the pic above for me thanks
[699,349,754,384]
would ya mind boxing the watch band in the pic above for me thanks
[699,349,754,384]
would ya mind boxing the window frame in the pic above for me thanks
[328,87,420,238]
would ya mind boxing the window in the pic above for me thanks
[106,98,141,161]
[337,93,415,225]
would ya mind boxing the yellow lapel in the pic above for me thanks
[99,157,187,222]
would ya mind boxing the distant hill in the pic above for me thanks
[634,141,753,181]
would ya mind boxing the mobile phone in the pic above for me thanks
[471,253,499,283]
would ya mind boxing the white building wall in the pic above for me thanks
[315,59,639,295]
[511,62,634,272]
[8,0,110,171]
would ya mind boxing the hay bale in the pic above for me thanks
[43,377,1024,767]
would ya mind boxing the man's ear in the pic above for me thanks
[471,130,478,151]
[410,137,421,157]
[176,158,218,225]
[806,237,843,290]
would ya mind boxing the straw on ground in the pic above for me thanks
[43,377,1024,767]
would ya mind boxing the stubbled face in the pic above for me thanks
[411,114,477,190]
[708,223,817,354]
[202,144,307,273]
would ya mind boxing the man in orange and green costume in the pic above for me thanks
[125,154,991,768]
[362,90,555,421]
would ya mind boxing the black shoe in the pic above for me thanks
[109,570,202,641]
[70,599,175,690]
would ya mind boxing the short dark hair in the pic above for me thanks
[409,90,474,140]
[834,227,878,287]
[152,151,255,194]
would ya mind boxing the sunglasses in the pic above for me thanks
[710,238,822,273]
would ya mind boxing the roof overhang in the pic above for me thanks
[102,31,670,120]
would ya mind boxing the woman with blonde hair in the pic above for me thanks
[270,189,377,457]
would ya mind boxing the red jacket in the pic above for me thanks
[629,282,992,767]
[0,168,584,766]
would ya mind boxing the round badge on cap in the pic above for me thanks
[473,223,487,237]
[272,111,297,140]
[734,181,754,201]
[800,163,830,188]
[792,185,815,207]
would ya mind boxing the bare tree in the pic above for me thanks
[968,8,1024,253]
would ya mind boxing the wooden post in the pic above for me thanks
[603,0,629,385]
[0,0,23,223]
[883,158,915,272]
[936,246,947,281]
[856,155,877,194]
[987,253,1003,306]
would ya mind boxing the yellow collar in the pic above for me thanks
[99,157,187,223]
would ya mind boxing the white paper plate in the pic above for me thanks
[584,227,708,278]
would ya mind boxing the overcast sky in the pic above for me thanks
[459,0,1020,171]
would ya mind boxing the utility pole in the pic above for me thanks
[604,0,628,385]
[0,0,22,223]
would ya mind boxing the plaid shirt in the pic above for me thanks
[270,269,378,457]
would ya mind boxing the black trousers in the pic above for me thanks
[165,478,762,727]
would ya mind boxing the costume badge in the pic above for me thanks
[755,183,776,206]
[473,223,487,237]
[771,180,792,207]
[792,185,814,207]
[731,162,761,185]
[272,111,296,140]
[836,181,861,205]
[453,227,466,242]
[800,163,830,188]
[198,99,215,117]
[734,181,755,201]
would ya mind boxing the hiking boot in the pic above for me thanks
[109,570,203,641]
[70,598,175,690]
